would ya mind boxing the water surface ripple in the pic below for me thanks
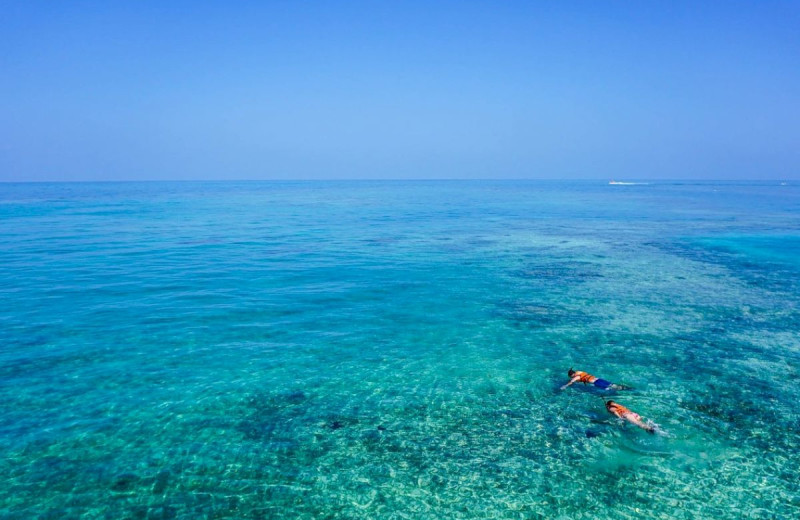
[1,181,798,519]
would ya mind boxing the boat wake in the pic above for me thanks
[609,180,649,185]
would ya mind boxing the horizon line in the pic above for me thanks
[0,178,796,184]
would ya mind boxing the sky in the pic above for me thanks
[1,1,799,181]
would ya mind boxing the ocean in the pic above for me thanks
[1,180,798,519]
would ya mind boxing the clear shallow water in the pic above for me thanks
[0,180,798,520]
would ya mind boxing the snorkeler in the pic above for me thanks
[560,368,629,391]
[605,400,656,433]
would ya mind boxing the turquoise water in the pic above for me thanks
[1,181,798,520]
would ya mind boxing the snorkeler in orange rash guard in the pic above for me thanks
[560,368,628,391]
[605,400,656,433]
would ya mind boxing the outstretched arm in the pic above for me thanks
[560,376,580,390]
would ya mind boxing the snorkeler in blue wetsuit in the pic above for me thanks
[560,368,629,391]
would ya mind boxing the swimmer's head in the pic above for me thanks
[605,400,615,409]
[568,368,575,378]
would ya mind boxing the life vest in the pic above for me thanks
[608,402,632,416]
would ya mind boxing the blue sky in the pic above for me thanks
[1,1,798,181]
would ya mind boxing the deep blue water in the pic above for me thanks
[1,181,799,519]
